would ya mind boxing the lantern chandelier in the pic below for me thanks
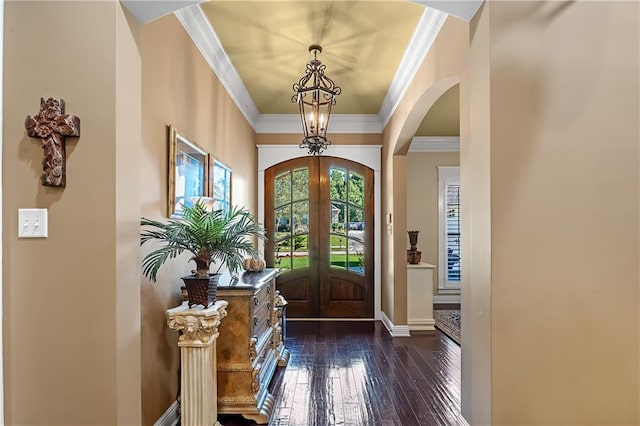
[292,45,341,155]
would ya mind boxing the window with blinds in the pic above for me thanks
[446,185,461,282]
[438,166,461,292]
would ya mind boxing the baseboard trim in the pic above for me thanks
[408,319,436,331]
[434,295,461,304]
[380,311,411,337]
[287,318,376,321]
[154,400,179,426]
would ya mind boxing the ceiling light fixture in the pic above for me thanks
[292,45,341,155]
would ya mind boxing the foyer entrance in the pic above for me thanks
[264,156,374,318]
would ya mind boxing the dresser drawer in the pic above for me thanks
[251,292,270,314]
[252,282,271,307]
[251,307,271,339]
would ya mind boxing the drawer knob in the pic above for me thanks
[267,302,271,310]
[253,316,259,326]
[253,296,259,306]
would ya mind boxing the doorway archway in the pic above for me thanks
[258,144,382,319]
[264,156,374,318]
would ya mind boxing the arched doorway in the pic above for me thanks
[264,156,374,318]
[258,144,382,319]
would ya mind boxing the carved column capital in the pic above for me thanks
[167,300,228,426]
[167,301,228,347]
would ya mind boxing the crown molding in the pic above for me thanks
[410,0,483,22]
[122,1,204,24]
[255,114,383,134]
[378,7,448,129]
[175,5,260,128]
[409,136,459,152]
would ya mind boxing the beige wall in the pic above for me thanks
[461,2,492,422]
[381,16,468,324]
[467,1,639,424]
[416,84,460,136]
[406,151,459,292]
[116,6,143,425]
[140,14,258,425]
[380,144,395,318]
[491,1,639,423]
[3,6,259,425]
[3,2,141,424]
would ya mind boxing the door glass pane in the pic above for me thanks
[346,169,365,275]
[329,168,347,201]
[347,243,365,276]
[330,202,347,235]
[347,206,364,242]
[274,167,310,273]
[274,206,291,241]
[330,235,347,270]
[275,239,292,271]
[292,168,309,202]
[274,171,291,208]
[348,172,364,207]
[291,235,309,270]
[292,201,309,235]
[329,165,366,275]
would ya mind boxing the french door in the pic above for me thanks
[264,156,374,318]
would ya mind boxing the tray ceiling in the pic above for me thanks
[201,1,424,115]
[122,0,481,135]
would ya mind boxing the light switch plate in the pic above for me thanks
[18,208,48,238]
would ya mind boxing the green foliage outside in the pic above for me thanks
[276,253,363,271]
[329,168,365,223]
[272,166,366,274]
[277,235,358,251]
[274,167,365,230]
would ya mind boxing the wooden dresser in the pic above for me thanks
[215,269,289,424]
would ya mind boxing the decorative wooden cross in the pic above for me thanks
[25,97,80,187]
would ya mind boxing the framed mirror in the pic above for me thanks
[210,157,232,215]
[168,125,209,218]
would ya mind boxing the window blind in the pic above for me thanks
[446,185,461,281]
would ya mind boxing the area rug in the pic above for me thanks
[434,309,461,345]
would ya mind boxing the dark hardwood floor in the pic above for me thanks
[218,321,467,426]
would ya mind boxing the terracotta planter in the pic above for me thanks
[181,273,221,308]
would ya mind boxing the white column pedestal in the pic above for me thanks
[167,300,228,426]
[407,262,436,332]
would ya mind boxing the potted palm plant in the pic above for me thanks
[140,200,266,308]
